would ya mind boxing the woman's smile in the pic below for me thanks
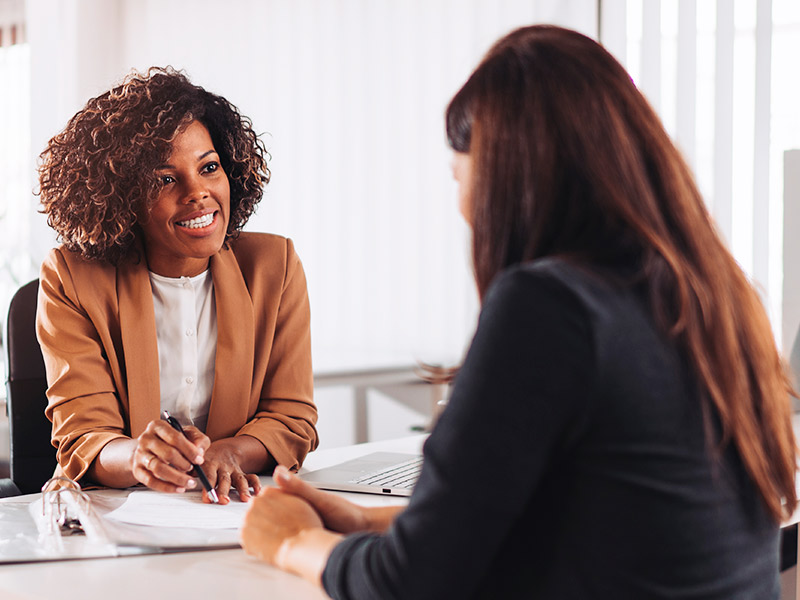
[175,209,219,232]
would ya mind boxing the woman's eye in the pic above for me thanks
[202,162,219,174]
[160,174,175,185]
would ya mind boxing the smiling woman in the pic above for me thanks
[35,67,319,503]
[140,121,231,277]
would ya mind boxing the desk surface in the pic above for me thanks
[0,435,426,600]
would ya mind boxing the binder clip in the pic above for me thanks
[40,477,89,537]
[34,477,110,553]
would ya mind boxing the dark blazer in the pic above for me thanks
[37,232,318,482]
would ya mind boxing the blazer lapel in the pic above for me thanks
[117,254,161,438]
[206,248,255,440]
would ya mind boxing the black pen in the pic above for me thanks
[161,410,219,504]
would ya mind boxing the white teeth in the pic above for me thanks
[177,213,214,229]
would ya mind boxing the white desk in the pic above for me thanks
[0,435,427,600]
[6,419,795,599]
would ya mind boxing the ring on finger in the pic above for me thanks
[146,454,158,471]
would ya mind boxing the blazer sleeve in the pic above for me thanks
[236,238,318,469]
[36,249,129,483]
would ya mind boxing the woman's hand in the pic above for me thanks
[241,487,341,584]
[241,487,324,563]
[240,466,404,585]
[131,419,211,494]
[199,438,264,504]
[96,425,265,500]
[272,465,402,533]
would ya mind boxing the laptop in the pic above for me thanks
[299,452,423,496]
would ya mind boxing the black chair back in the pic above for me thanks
[4,279,55,495]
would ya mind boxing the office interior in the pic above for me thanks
[0,0,799,593]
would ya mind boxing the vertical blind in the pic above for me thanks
[600,0,795,346]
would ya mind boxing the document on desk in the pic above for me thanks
[105,490,250,529]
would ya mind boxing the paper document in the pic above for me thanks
[105,490,250,529]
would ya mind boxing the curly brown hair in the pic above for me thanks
[38,66,270,263]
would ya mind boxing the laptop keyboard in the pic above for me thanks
[349,456,423,489]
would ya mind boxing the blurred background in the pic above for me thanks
[1,0,799,450]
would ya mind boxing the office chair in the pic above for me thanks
[1,279,56,497]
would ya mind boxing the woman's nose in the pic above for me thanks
[181,175,209,203]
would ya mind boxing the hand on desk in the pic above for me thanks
[241,479,327,562]
[270,465,396,533]
[132,419,210,494]
[198,438,263,503]
[240,466,404,585]
[132,421,262,503]
[241,466,340,584]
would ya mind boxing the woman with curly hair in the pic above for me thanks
[36,67,318,503]
[240,26,796,598]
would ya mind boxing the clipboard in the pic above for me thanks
[0,477,242,565]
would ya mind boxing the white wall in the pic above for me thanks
[26,0,597,370]
[10,2,800,455]
[23,0,597,447]
[19,1,800,445]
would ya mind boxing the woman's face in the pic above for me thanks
[451,151,473,224]
[139,120,231,277]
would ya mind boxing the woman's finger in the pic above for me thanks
[148,459,198,492]
[273,465,330,503]
[241,489,326,564]
[133,420,206,491]
[132,449,197,492]
[182,426,212,455]
[246,473,262,496]
[231,471,254,501]
[216,470,233,504]
[271,465,372,533]
[140,420,202,470]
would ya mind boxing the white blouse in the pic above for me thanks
[149,269,217,432]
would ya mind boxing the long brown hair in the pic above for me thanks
[446,25,797,521]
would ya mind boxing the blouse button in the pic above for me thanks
[186,376,194,384]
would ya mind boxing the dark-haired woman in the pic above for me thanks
[240,25,797,598]
[37,68,318,504]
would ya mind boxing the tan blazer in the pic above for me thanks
[37,232,318,482]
